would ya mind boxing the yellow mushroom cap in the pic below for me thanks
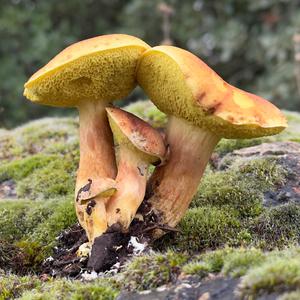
[137,46,287,139]
[24,34,150,107]
[106,107,166,164]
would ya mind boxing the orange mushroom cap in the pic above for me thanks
[106,107,167,165]
[137,46,287,139]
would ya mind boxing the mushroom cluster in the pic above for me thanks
[23,34,287,271]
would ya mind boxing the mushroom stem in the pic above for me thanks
[146,116,220,230]
[107,146,148,230]
[77,100,117,184]
[75,100,117,239]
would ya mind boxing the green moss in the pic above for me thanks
[158,157,287,252]
[0,197,77,264]
[31,196,77,247]
[0,274,42,300]
[16,155,77,200]
[238,253,300,298]
[0,275,118,300]
[120,250,188,291]
[166,206,241,252]
[222,248,265,277]
[18,278,119,300]
[0,117,78,164]
[0,200,37,242]
[280,290,300,300]
[0,154,56,181]
[0,119,79,201]
[192,157,285,218]
[124,100,167,128]
[251,203,300,249]
[182,261,211,277]
[182,248,232,276]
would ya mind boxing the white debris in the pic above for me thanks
[81,270,98,281]
[174,283,192,293]
[157,285,168,292]
[139,290,152,295]
[104,262,121,276]
[128,236,147,255]
[44,256,54,262]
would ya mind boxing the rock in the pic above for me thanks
[117,275,240,300]
[219,142,300,207]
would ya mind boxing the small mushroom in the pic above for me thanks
[23,34,150,241]
[137,45,287,234]
[106,107,167,230]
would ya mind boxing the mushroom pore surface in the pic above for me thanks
[24,46,146,107]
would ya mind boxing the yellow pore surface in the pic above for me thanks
[137,46,287,139]
[24,34,150,107]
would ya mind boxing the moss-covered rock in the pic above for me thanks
[238,248,300,299]
[250,203,300,249]
[192,157,285,217]
[169,206,241,251]
[181,247,266,280]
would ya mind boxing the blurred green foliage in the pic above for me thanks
[1,0,300,127]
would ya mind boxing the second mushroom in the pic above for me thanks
[105,107,167,231]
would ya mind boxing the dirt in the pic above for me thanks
[87,224,131,272]
[86,196,177,272]
[41,221,152,275]
[41,223,88,278]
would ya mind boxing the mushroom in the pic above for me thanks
[23,34,150,242]
[137,45,287,233]
[105,107,167,230]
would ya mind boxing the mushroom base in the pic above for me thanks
[142,116,220,237]
[106,146,149,230]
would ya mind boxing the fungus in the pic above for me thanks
[23,34,150,242]
[106,107,167,230]
[137,46,287,234]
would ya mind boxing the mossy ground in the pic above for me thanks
[1,100,300,298]
[0,274,119,300]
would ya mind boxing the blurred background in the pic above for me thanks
[1,0,300,128]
